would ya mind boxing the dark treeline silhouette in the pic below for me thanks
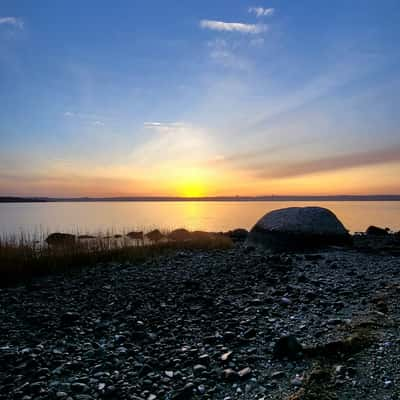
[1,195,400,203]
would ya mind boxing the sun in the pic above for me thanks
[181,182,204,198]
[176,168,207,198]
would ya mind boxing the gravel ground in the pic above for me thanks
[0,242,399,400]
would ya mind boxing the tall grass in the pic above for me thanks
[0,229,233,287]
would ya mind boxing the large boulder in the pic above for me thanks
[248,207,351,251]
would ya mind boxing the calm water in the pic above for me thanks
[0,201,399,237]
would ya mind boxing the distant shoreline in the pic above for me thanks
[1,195,400,203]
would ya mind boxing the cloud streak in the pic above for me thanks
[0,17,23,29]
[200,20,267,34]
[64,111,106,126]
[206,38,252,70]
[248,7,275,17]
[143,121,185,132]
[132,122,213,166]
[253,145,400,179]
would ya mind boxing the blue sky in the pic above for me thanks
[0,0,399,196]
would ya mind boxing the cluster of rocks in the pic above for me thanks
[46,229,228,247]
[1,207,399,399]
[1,241,399,399]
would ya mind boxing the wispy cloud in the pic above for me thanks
[0,17,24,29]
[64,111,105,126]
[133,122,212,165]
[207,39,251,70]
[143,121,185,132]
[248,7,275,17]
[200,19,267,34]
[252,145,400,179]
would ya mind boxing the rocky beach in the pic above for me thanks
[0,230,399,400]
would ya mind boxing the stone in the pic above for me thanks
[193,364,207,375]
[221,351,233,361]
[45,232,76,246]
[273,335,303,359]
[168,229,192,241]
[238,367,252,379]
[223,369,239,382]
[61,311,80,325]
[197,384,206,394]
[138,364,153,377]
[145,229,165,242]
[71,382,89,393]
[127,231,144,240]
[280,297,292,306]
[247,207,351,251]
[291,375,303,387]
[384,380,393,388]
[366,226,389,236]
[271,371,285,379]
[243,328,257,339]
[225,229,249,242]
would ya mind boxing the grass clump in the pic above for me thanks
[287,365,337,400]
[0,230,233,287]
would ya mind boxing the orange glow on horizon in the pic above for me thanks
[1,162,399,198]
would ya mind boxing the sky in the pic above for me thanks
[0,0,399,197]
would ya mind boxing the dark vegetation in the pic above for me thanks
[0,230,233,287]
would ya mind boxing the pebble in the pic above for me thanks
[0,242,399,400]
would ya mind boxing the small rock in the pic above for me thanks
[273,335,303,359]
[290,375,303,387]
[61,311,80,325]
[193,364,207,375]
[71,383,89,393]
[221,351,233,361]
[280,297,292,306]
[224,369,239,382]
[238,367,252,379]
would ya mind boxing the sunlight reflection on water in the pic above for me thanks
[0,201,399,237]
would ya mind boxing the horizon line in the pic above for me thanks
[1,194,400,203]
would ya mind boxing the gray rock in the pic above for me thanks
[61,311,80,325]
[273,335,303,359]
[46,232,76,246]
[225,228,249,242]
[223,369,239,382]
[366,225,389,236]
[238,367,252,379]
[248,207,351,251]
[168,229,192,241]
[145,229,165,242]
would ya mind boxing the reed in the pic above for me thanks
[0,229,233,287]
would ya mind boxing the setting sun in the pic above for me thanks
[176,168,207,197]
